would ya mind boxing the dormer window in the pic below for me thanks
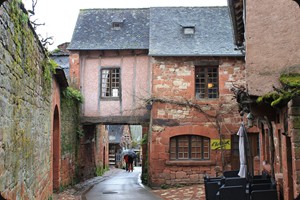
[112,19,124,30]
[183,26,195,35]
[112,22,122,30]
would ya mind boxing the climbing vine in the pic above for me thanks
[62,87,84,105]
[257,73,300,107]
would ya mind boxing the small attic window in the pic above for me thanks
[112,21,123,30]
[183,26,195,35]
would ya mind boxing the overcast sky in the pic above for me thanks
[22,0,227,50]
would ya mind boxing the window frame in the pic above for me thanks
[100,67,121,99]
[170,135,210,160]
[195,66,219,99]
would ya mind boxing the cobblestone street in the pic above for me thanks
[53,167,206,200]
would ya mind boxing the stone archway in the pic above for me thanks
[53,105,60,190]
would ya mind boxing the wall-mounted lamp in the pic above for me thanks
[247,113,254,128]
[146,100,153,110]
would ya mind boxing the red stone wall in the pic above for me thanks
[77,125,109,180]
[51,76,62,191]
[95,125,109,169]
[289,97,300,199]
[69,51,80,89]
[60,155,75,186]
[149,57,245,186]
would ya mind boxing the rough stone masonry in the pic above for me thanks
[0,1,52,199]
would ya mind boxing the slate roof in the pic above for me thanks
[68,8,149,50]
[149,7,240,56]
[108,125,124,144]
[69,7,241,56]
[51,54,70,80]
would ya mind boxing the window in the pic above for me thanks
[101,68,120,98]
[183,26,195,35]
[195,66,219,99]
[112,21,123,30]
[170,135,210,160]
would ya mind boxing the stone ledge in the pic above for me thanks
[165,160,215,166]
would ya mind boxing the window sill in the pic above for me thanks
[100,97,120,101]
[165,160,215,166]
[195,98,219,101]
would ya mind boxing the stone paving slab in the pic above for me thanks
[152,184,205,200]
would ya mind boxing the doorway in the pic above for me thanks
[53,106,60,190]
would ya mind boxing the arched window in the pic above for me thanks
[170,135,210,160]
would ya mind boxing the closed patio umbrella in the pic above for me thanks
[237,124,247,178]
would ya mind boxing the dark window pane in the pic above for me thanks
[170,135,210,160]
[195,66,218,99]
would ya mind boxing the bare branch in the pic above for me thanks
[31,19,45,30]
[40,36,54,47]
[27,0,38,16]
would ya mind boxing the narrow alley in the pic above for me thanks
[84,167,161,200]
[55,167,206,200]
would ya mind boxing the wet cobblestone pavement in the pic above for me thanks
[53,167,206,200]
[152,184,205,200]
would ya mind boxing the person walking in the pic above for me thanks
[124,155,129,172]
[128,155,134,172]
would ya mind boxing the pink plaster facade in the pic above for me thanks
[245,0,300,96]
[74,50,151,122]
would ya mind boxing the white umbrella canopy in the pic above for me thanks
[237,124,247,178]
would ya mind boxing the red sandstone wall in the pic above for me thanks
[148,57,245,186]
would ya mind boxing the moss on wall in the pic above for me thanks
[0,0,54,199]
[60,87,83,186]
[257,73,300,107]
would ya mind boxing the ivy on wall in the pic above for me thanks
[62,87,84,105]
[257,73,300,107]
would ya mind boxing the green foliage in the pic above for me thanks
[59,184,68,192]
[280,73,300,87]
[96,166,109,176]
[51,48,61,53]
[161,184,170,189]
[42,57,58,93]
[141,133,148,145]
[21,12,29,24]
[76,125,84,138]
[63,87,84,104]
[257,73,300,107]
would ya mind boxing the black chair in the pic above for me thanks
[218,185,247,200]
[251,189,278,200]
[205,181,221,200]
[250,183,274,194]
[224,177,247,189]
[251,179,271,184]
[223,170,239,178]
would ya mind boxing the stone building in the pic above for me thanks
[228,0,300,199]
[68,6,245,187]
[148,7,244,187]
[0,1,81,198]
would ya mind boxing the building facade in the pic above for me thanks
[229,0,300,199]
[68,6,245,187]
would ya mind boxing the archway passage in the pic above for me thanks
[53,106,60,191]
